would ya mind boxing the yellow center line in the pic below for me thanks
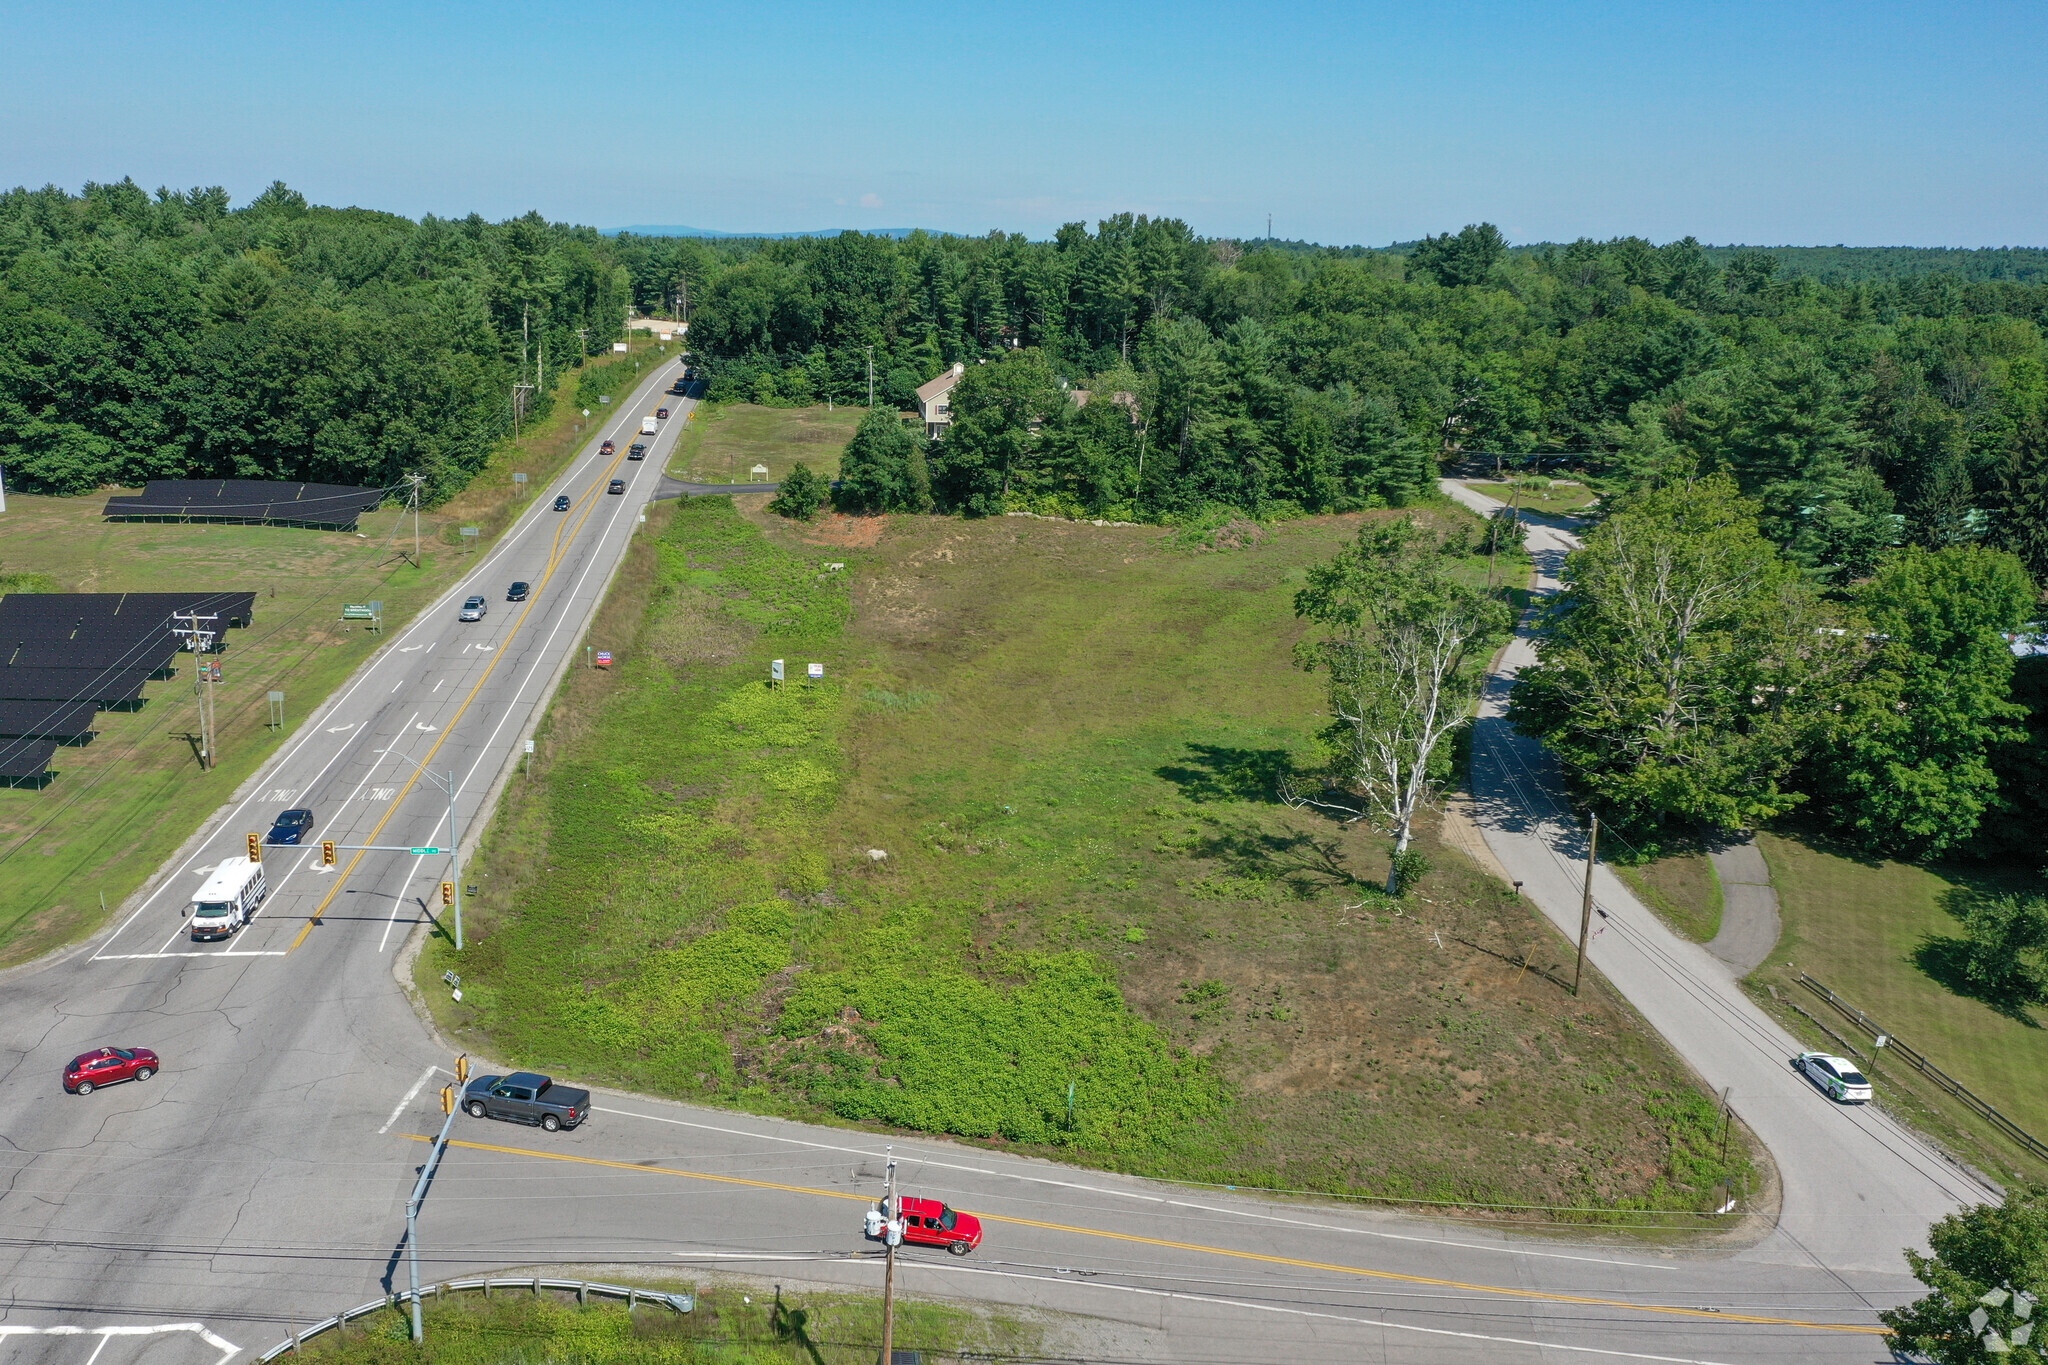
[401,1133,1884,1336]
[288,444,632,951]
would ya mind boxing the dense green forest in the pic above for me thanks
[0,178,637,496]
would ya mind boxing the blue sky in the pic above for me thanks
[4,1,2043,245]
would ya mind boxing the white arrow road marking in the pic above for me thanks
[326,723,356,733]
[416,723,438,732]
[0,1324,238,1363]
[400,644,423,652]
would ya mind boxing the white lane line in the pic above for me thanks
[379,1064,443,1135]
[390,680,403,692]
[0,1322,240,1364]
[94,951,291,959]
[378,851,431,954]
[590,1106,1673,1273]
[433,678,444,692]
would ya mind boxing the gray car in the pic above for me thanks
[459,595,487,622]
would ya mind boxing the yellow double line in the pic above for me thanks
[288,444,633,951]
[402,1133,1884,1336]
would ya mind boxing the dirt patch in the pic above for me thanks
[802,513,889,548]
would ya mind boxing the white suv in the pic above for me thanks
[459,596,488,622]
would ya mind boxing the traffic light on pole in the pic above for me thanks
[321,840,336,866]
[455,1054,469,1084]
[440,1084,455,1115]
[441,881,455,907]
[246,832,261,862]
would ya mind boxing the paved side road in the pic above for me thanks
[1441,477,1994,1282]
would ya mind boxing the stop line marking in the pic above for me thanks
[0,1322,238,1363]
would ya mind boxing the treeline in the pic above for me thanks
[0,178,638,497]
[627,219,2048,556]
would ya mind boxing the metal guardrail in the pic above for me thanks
[1797,972,2048,1165]
[253,1277,693,1360]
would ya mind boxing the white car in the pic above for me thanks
[1792,1052,1872,1104]
[459,595,488,622]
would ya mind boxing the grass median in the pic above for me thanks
[425,493,1759,1223]
[0,337,668,966]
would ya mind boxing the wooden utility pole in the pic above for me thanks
[880,1147,899,1364]
[172,612,221,770]
[1572,813,1599,996]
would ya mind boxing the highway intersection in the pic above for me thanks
[0,394,1988,1363]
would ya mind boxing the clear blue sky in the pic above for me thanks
[5,1,2043,246]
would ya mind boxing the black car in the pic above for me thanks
[265,808,314,845]
[462,1071,589,1132]
[607,479,626,494]
[627,443,646,460]
[507,581,529,601]
[553,494,571,511]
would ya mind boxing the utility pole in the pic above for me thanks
[880,1146,900,1365]
[1572,813,1600,997]
[172,612,221,771]
[412,474,423,565]
[446,768,463,952]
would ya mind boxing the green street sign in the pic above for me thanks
[408,846,443,855]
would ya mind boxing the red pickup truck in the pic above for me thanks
[868,1195,982,1255]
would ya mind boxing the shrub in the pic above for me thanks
[767,462,828,520]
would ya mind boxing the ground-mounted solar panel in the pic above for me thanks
[0,592,257,645]
[2,639,182,673]
[102,480,385,530]
[0,667,153,707]
[0,701,100,742]
[0,736,60,785]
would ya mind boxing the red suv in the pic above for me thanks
[65,1046,159,1095]
[873,1195,982,1255]
[600,440,615,455]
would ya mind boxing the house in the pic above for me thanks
[915,363,966,440]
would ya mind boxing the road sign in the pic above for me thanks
[771,659,785,683]
[514,472,528,484]
[342,605,373,619]
[807,662,824,680]
[595,650,613,667]
[408,846,444,855]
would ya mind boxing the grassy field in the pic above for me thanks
[670,403,865,484]
[423,492,1758,1220]
[0,337,665,967]
[1748,833,2048,1183]
[295,1282,1051,1363]
[1615,852,1722,943]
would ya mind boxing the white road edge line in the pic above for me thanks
[590,1106,1674,1273]
[0,1322,239,1365]
[379,1064,444,1135]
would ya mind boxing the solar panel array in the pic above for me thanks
[0,592,256,786]
[103,480,386,530]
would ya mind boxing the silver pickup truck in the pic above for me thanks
[461,1071,589,1132]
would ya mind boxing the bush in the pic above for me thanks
[1960,892,2048,1007]
[767,462,827,520]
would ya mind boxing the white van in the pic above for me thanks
[641,414,659,435]
[189,858,268,941]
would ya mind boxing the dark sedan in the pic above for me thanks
[507,581,530,601]
[553,495,571,511]
[66,1046,158,1095]
[266,808,315,844]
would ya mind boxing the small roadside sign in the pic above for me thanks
[613,342,629,353]
[771,659,785,684]
[595,650,613,667]
[807,662,824,679]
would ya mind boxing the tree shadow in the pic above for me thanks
[1192,820,1356,891]
[1154,744,1295,805]
[770,1286,826,1365]
[1909,886,2043,1027]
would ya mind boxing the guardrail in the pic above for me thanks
[253,1277,693,1360]
[1797,972,2048,1165]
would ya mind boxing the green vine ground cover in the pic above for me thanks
[425,496,1757,1220]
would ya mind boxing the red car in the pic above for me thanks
[600,440,615,454]
[65,1047,158,1095]
[656,407,670,419]
[873,1195,982,1256]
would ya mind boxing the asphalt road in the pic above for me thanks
[0,449,1972,1364]
[1441,477,1994,1274]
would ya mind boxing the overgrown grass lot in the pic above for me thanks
[669,403,864,485]
[296,1282,1048,1364]
[1614,852,1723,944]
[1456,478,1601,516]
[427,496,1757,1219]
[0,345,657,966]
[1749,833,2048,1183]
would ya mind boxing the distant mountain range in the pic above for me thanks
[609,225,928,240]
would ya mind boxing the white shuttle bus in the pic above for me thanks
[189,858,268,941]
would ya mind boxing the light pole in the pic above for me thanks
[376,748,465,951]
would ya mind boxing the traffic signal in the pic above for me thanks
[439,1084,455,1115]
[455,1054,469,1084]
[320,840,336,866]
[441,881,455,907]
[246,832,261,862]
